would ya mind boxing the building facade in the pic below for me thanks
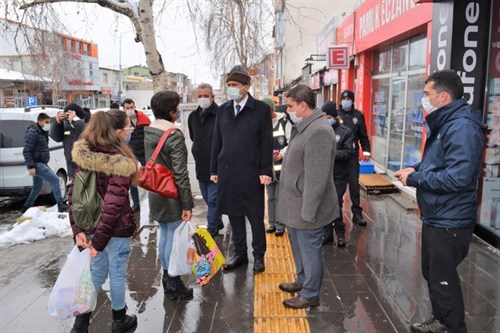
[0,19,100,108]
[328,0,498,247]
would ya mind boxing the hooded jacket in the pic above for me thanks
[49,118,86,177]
[69,140,138,251]
[144,120,194,223]
[407,99,486,229]
[23,123,50,169]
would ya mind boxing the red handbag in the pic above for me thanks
[139,127,180,198]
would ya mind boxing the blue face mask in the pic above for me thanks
[341,100,353,110]
[327,118,336,126]
[124,132,132,144]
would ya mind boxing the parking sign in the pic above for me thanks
[328,46,349,69]
[26,96,37,107]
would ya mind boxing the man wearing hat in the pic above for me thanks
[321,101,356,247]
[210,65,273,274]
[338,90,371,226]
[50,102,90,179]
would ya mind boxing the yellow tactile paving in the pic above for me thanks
[254,227,311,333]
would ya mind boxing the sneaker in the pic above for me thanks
[411,317,446,332]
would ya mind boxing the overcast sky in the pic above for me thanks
[41,2,219,86]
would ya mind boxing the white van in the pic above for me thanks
[0,106,68,198]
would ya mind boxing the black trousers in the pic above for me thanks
[324,177,347,237]
[228,215,266,259]
[421,224,473,333]
[347,158,362,216]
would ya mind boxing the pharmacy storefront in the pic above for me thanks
[336,0,498,247]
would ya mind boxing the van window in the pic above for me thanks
[0,120,34,148]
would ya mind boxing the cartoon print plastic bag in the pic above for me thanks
[168,221,196,276]
[47,246,97,320]
[191,228,226,286]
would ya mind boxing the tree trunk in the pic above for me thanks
[137,0,168,92]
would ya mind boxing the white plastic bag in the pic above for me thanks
[48,246,97,320]
[168,221,196,276]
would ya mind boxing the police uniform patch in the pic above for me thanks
[335,134,340,142]
[278,136,285,145]
[353,118,358,125]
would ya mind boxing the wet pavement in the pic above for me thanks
[1,190,499,333]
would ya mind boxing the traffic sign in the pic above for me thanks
[26,96,37,107]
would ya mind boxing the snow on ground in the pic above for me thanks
[0,205,71,247]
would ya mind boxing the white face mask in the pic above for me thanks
[126,109,135,117]
[289,112,302,124]
[227,86,243,100]
[198,97,211,109]
[421,96,438,114]
[42,123,51,132]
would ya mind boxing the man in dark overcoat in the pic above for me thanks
[210,65,273,274]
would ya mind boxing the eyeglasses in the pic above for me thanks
[122,127,134,131]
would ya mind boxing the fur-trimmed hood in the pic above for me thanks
[72,139,138,177]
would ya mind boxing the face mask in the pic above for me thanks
[289,112,302,124]
[227,86,243,100]
[124,131,132,144]
[126,109,135,117]
[421,96,438,114]
[341,100,352,110]
[327,118,336,126]
[42,123,51,132]
[198,97,211,109]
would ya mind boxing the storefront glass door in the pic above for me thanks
[387,77,407,172]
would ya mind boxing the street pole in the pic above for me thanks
[118,35,122,106]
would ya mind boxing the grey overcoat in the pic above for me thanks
[276,108,339,229]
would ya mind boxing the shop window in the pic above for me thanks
[370,78,391,166]
[392,40,408,73]
[373,46,391,75]
[409,35,426,70]
[403,74,425,168]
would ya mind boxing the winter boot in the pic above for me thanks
[162,270,177,300]
[111,308,137,333]
[70,312,91,333]
[171,276,194,300]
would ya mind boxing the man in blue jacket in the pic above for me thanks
[22,113,69,213]
[395,70,486,333]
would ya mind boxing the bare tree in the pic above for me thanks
[187,0,274,74]
[14,0,170,92]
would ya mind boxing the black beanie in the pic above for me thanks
[321,101,337,117]
[340,90,355,102]
[64,103,85,119]
[226,65,251,85]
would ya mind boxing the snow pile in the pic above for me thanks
[0,205,72,247]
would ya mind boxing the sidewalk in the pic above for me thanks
[1,190,498,333]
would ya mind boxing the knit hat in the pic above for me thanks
[226,65,251,85]
[321,101,337,117]
[64,103,85,119]
[261,97,275,110]
[340,90,355,102]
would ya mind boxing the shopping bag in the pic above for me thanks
[168,221,196,276]
[47,246,97,320]
[191,228,226,286]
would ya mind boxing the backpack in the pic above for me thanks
[72,170,103,230]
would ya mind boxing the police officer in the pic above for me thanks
[338,90,370,226]
[321,101,356,247]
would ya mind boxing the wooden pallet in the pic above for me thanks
[359,174,399,194]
